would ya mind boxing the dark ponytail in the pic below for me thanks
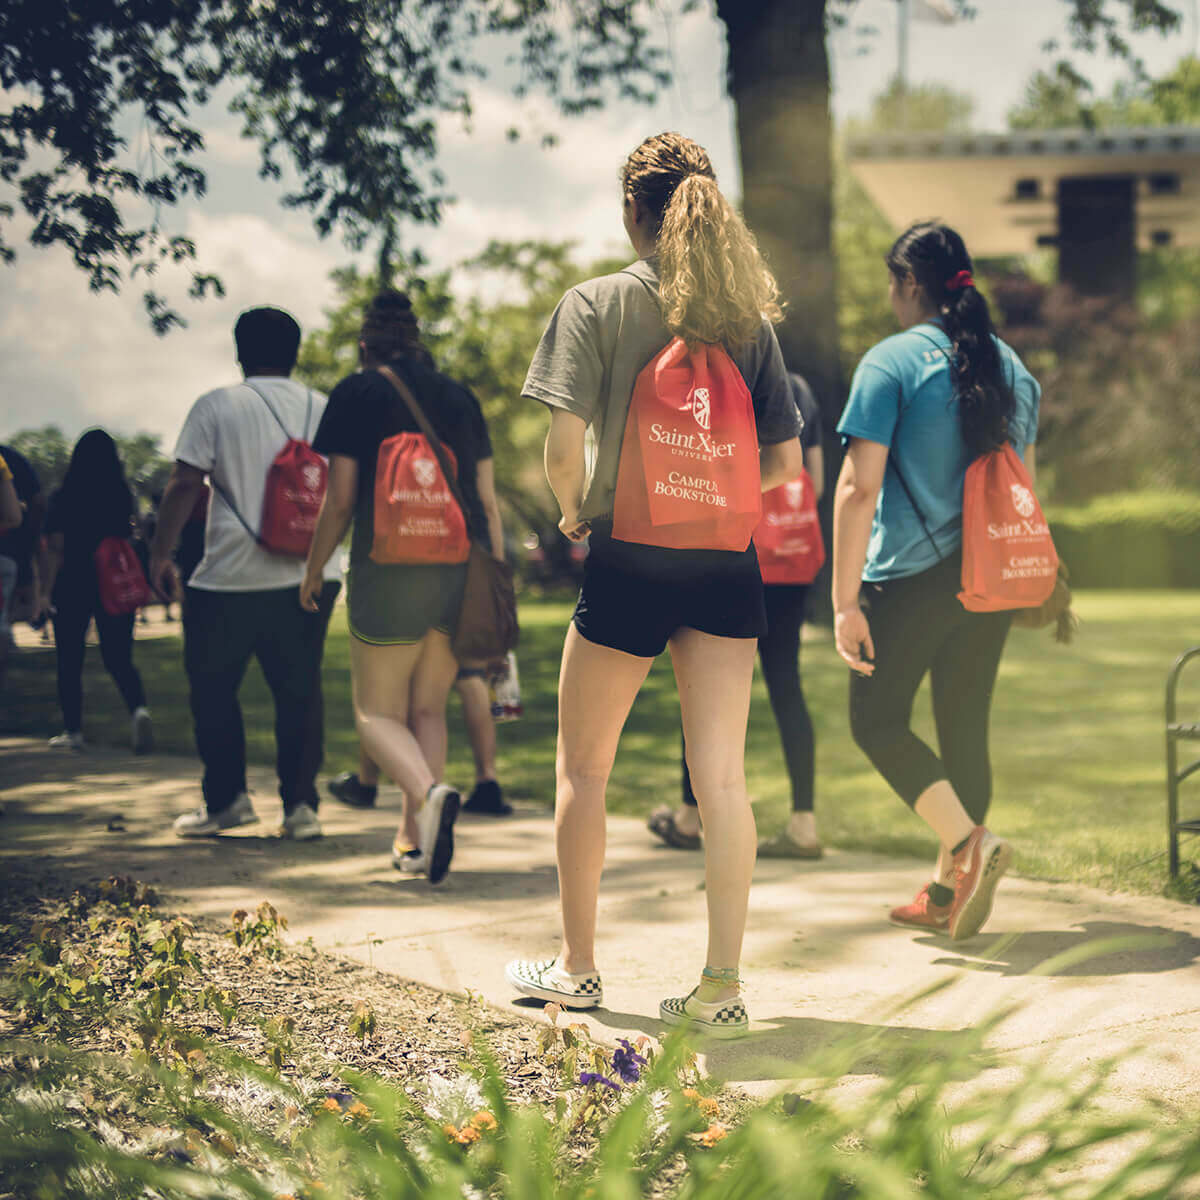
[886,223,1014,460]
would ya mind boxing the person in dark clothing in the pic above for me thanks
[35,430,152,752]
[302,290,504,884]
[0,443,45,683]
[652,372,826,858]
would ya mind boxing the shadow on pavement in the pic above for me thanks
[923,923,1200,977]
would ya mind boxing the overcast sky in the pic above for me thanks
[0,0,1194,449]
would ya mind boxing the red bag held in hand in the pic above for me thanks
[613,338,761,552]
[95,537,153,616]
[958,443,1058,612]
[755,468,826,585]
[370,432,470,565]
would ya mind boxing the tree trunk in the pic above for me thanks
[717,0,842,610]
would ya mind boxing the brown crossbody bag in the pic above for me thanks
[377,365,519,663]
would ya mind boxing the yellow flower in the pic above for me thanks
[443,1123,481,1145]
[347,1101,371,1121]
[681,1088,702,1104]
[443,1124,459,1141]
[321,1097,342,1113]
[698,1097,720,1118]
[469,1111,498,1132]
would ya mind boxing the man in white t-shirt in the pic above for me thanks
[150,307,341,841]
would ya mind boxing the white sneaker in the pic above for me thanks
[416,783,461,885]
[659,987,749,1040]
[390,829,425,873]
[48,731,86,751]
[505,958,604,1009]
[131,707,154,755]
[280,804,322,841]
[172,792,259,838]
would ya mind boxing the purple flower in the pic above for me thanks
[579,1071,620,1091]
[611,1038,647,1084]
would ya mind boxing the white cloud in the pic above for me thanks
[202,125,260,168]
[0,210,348,447]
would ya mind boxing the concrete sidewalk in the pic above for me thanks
[2,736,1198,1113]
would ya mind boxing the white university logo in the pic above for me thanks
[784,479,805,507]
[413,459,438,490]
[1010,483,1036,519]
[689,387,712,432]
[301,464,322,492]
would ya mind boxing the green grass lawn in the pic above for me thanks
[5,591,1200,897]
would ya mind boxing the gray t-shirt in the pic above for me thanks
[522,258,803,522]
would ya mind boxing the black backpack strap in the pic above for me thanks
[208,475,264,548]
[205,379,299,549]
[886,327,947,564]
[242,380,294,440]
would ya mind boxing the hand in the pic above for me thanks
[150,555,181,604]
[558,513,590,542]
[835,606,875,675]
[299,569,323,613]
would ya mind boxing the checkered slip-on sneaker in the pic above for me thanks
[505,958,603,1009]
[659,988,749,1040]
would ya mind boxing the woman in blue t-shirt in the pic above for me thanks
[833,222,1040,942]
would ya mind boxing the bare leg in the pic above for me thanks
[358,749,380,788]
[408,630,459,783]
[914,780,976,886]
[455,674,497,784]
[349,636,434,848]
[670,628,757,1003]
[556,624,653,974]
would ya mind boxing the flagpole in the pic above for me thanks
[897,0,910,128]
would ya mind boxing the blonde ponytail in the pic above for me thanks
[621,132,782,349]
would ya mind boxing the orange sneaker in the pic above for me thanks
[948,825,1012,941]
[889,884,951,932]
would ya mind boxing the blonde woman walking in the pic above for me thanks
[507,132,803,1037]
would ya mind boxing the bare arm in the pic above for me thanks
[300,454,356,610]
[544,409,589,541]
[832,438,888,675]
[760,436,804,492]
[1024,443,1037,486]
[149,462,207,600]
[474,457,506,563]
[805,444,825,501]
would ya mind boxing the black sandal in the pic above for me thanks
[647,808,702,851]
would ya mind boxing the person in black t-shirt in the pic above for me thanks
[301,290,504,885]
[656,373,826,857]
[35,430,152,752]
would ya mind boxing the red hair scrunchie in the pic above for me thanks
[946,270,975,292]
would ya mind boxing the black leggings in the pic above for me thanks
[848,554,1012,824]
[53,593,147,734]
[683,584,814,813]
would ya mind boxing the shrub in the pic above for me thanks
[1047,491,1200,588]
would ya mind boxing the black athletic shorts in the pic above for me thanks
[347,560,467,645]
[572,524,766,658]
